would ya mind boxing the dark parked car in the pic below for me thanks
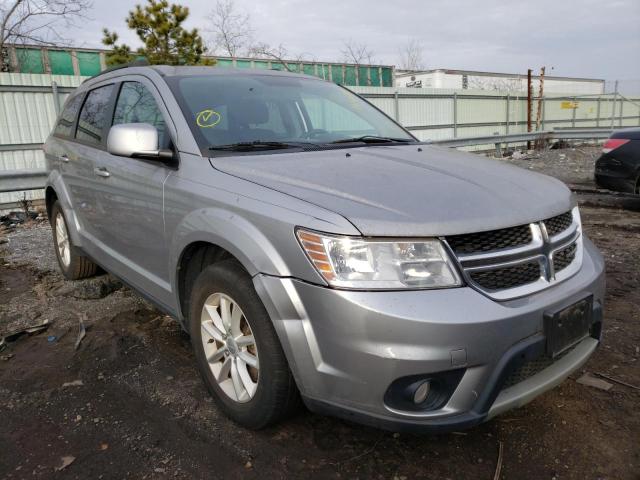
[595,128,640,194]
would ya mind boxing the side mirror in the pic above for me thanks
[107,123,174,163]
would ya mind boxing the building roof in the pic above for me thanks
[395,68,605,83]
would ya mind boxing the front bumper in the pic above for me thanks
[594,172,635,193]
[254,237,605,432]
[595,155,637,193]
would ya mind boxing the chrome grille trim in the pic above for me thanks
[444,207,583,300]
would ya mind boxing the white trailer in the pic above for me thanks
[396,69,605,95]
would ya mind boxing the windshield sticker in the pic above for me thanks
[196,109,221,128]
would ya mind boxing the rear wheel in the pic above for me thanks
[188,259,299,429]
[50,201,98,280]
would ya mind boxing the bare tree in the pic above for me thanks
[398,38,424,71]
[205,0,315,70]
[0,0,91,69]
[340,39,375,85]
[341,38,374,66]
[205,0,252,57]
[248,42,311,72]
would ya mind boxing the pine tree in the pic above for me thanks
[102,0,214,66]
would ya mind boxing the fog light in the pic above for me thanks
[413,381,431,404]
[385,369,464,412]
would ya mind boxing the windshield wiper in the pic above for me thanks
[208,140,315,152]
[330,135,414,144]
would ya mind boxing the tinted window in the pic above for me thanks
[54,94,83,137]
[113,82,169,148]
[76,84,114,145]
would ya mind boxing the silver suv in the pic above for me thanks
[43,66,605,432]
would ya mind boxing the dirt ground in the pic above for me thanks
[0,147,639,480]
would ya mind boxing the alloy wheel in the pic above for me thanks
[200,292,260,403]
[55,212,71,267]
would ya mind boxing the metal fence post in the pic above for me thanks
[393,90,399,121]
[494,134,502,157]
[453,92,458,138]
[596,97,600,127]
[51,81,60,116]
[505,94,510,134]
[571,96,577,128]
[619,98,624,127]
[610,80,618,130]
[541,96,546,130]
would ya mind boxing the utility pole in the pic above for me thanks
[535,67,545,149]
[535,67,545,131]
[527,69,532,149]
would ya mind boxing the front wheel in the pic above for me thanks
[188,259,299,429]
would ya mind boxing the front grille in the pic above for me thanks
[502,347,574,389]
[446,224,532,255]
[445,209,579,298]
[553,242,577,272]
[544,211,573,237]
[447,211,573,257]
[469,261,540,291]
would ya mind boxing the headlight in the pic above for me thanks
[296,229,462,290]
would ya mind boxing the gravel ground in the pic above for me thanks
[500,144,602,188]
[0,148,639,479]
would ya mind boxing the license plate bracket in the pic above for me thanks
[544,296,593,358]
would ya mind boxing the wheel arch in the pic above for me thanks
[170,207,293,322]
[45,186,58,221]
[44,174,84,247]
[176,241,239,322]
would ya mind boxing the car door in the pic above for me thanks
[62,83,117,245]
[45,92,84,205]
[90,78,175,303]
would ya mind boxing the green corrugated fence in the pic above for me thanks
[7,45,393,86]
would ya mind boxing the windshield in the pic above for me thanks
[165,73,415,152]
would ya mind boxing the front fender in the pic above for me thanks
[169,206,291,282]
[164,159,360,322]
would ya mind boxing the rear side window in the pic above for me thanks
[54,94,83,138]
[75,84,115,145]
[113,82,170,148]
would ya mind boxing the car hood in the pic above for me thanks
[210,145,575,236]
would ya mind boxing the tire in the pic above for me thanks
[50,201,98,280]
[188,259,299,429]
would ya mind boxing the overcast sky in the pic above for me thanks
[73,0,640,82]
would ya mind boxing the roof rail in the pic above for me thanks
[84,59,150,82]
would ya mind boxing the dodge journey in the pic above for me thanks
[43,65,605,432]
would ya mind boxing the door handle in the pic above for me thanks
[58,155,69,163]
[94,167,110,178]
